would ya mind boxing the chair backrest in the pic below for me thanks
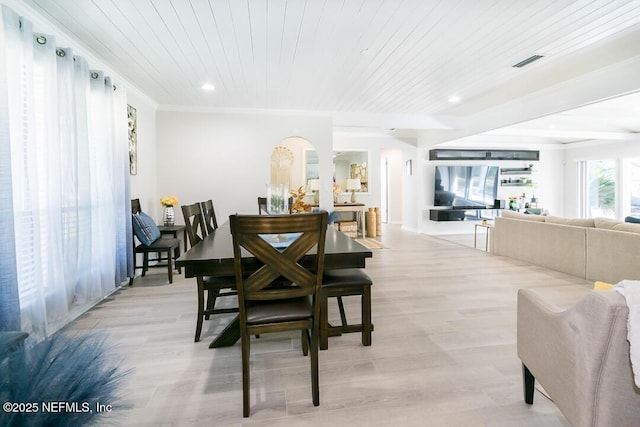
[201,199,219,233]
[257,196,294,215]
[229,212,328,302]
[181,203,207,247]
[131,198,141,214]
[257,197,268,215]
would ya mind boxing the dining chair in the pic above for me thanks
[200,199,219,233]
[229,212,328,417]
[130,198,181,285]
[320,268,373,349]
[181,202,237,342]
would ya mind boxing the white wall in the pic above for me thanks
[155,110,333,224]
[127,92,160,219]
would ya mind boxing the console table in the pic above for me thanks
[333,203,366,237]
[429,207,501,222]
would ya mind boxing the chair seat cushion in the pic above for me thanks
[132,211,161,246]
[322,269,372,288]
[246,296,312,324]
[135,237,180,251]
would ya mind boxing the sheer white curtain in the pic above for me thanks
[0,6,132,340]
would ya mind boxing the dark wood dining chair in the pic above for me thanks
[200,199,219,233]
[130,198,181,285]
[181,203,237,342]
[320,269,373,350]
[229,212,328,417]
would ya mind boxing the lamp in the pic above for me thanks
[346,178,361,203]
[308,179,320,204]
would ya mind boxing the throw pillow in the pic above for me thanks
[132,211,161,246]
[613,222,640,234]
[594,281,613,291]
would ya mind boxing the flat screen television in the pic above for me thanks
[434,165,498,208]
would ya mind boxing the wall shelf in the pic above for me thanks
[500,181,533,186]
[429,149,539,161]
[500,168,533,175]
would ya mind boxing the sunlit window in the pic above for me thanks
[585,160,616,218]
[627,158,640,216]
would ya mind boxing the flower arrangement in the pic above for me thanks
[333,182,341,203]
[290,186,312,213]
[160,196,178,207]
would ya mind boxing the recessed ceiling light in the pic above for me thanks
[201,83,215,91]
[448,96,461,103]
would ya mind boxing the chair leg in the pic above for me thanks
[362,285,372,346]
[142,252,148,276]
[337,296,348,328]
[204,289,219,320]
[523,363,535,404]
[167,250,174,284]
[319,290,329,350]
[174,247,181,274]
[311,324,320,407]
[301,329,309,356]
[242,332,251,417]
[130,250,137,286]
[194,282,206,342]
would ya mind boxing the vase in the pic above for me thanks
[266,184,288,214]
[163,206,175,226]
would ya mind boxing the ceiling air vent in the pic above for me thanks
[512,54,544,68]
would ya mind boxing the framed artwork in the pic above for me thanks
[127,104,137,175]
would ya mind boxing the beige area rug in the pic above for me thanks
[355,238,388,249]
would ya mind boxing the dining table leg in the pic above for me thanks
[208,315,241,348]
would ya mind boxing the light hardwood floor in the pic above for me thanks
[65,225,591,426]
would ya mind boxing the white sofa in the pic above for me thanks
[492,211,640,283]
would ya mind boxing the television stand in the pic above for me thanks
[429,207,500,222]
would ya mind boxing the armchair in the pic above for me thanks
[517,288,640,426]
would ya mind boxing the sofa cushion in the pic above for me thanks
[132,211,161,246]
[545,216,595,227]
[594,217,622,230]
[613,222,640,234]
[625,216,640,224]
[501,210,547,222]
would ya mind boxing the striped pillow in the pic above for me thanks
[132,211,161,246]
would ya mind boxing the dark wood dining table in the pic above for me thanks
[176,221,373,348]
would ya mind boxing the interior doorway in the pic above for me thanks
[380,157,389,223]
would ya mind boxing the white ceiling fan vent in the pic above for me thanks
[512,55,544,68]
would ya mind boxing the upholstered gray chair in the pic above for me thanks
[517,288,640,426]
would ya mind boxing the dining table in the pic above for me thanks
[176,221,373,348]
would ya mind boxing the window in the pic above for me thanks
[579,160,616,218]
[626,158,640,216]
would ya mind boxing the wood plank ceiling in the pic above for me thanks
[21,0,640,144]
